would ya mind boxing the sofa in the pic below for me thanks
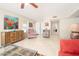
[59,40,79,56]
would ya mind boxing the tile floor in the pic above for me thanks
[0,35,60,56]
[14,35,60,56]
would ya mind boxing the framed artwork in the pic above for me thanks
[29,22,33,27]
[4,15,18,29]
[45,22,49,26]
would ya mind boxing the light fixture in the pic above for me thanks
[70,23,79,31]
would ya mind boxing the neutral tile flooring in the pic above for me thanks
[14,35,60,56]
[0,35,60,56]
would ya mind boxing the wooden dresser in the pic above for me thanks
[1,30,24,46]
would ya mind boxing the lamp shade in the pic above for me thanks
[70,23,79,32]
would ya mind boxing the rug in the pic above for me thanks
[0,45,44,56]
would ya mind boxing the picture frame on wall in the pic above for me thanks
[29,22,33,27]
[45,22,49,26]
[4,15,19,29]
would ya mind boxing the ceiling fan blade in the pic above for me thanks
[30,3,38,8]
[21,3,25,9]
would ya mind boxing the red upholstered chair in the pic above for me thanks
[59,39,79,56]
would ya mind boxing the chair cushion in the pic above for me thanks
[59,39,79,56]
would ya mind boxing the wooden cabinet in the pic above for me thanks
[1,30,24,46]
[5,32,11,45]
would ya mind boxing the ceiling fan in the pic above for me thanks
[21,3,38,9]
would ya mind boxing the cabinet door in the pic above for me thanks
[17,31,24,41]
[10,32,16,43]
[18,31,22,40]
[20,31,24,40]
[1,32,5,46]
[16,31,20,41]
[5,32,11,45]
[16,31,19,41]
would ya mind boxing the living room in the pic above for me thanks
[0,3,79,56]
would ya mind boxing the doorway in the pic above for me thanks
[51,20,59,36]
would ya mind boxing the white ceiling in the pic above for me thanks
[0,3,79,21]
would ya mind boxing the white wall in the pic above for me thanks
[59,17,79,39]
[0,10,27,31]
[41,19,51,35]
[35,22,41,34]
[0,8,34,47]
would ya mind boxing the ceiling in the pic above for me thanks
[0,3,79,21]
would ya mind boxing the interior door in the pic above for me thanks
[51,21,59,36]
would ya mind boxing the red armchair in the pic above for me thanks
[59,39,79,56]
